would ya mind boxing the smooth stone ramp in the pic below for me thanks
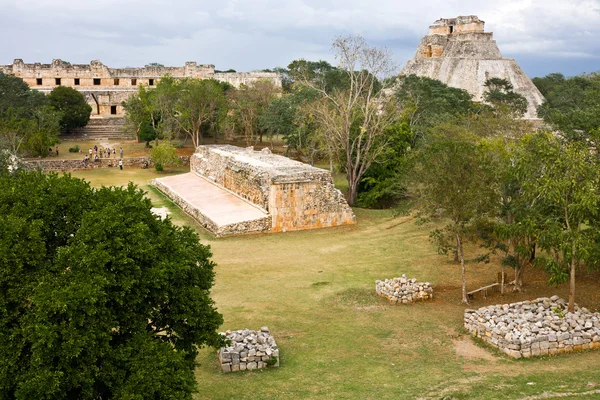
[152,173,271,237]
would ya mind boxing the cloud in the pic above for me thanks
[0,0,598,76]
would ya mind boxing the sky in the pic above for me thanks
[1,0,599,78]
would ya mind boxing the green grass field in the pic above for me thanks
[69,166,600,400]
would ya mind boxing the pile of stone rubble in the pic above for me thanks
[464,296,600,358]
[217,327,279,372]
[375,275,433,304]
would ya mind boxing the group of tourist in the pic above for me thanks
[81,144,124,170]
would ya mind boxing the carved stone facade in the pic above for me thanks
[152,145,356,236]
[401,16,544,119]
[0,59,281,117]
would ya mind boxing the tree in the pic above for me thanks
[150,141,181,171]
[513,132,600,312]
[0,171,224,399]
[395,74,474,145]
[296,36,399,206]
[483,78,528,117]
[173,78,228,147]
[534,71,600,141]
[138,119,157,147]
[413,130,500,303]
[356,121,413,208]
[229,80,281,146]
[48,86,92,131]
[0,73,60,157]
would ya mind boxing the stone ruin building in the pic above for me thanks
[152,145,356,237]
[401,16,544,119]
[0,59,281,118]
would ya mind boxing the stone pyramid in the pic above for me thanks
[401,16,544,119]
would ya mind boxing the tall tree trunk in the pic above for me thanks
[501,263,505,295]
[457,232,468,304]
[329,157,333,173]
[454,235,459,263]
[513,263,524,292]
[569,255,576,313]
[348,179,358,207]
[568,227,579,313]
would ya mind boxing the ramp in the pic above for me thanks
[152,173,271,237]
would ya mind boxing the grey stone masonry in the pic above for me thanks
[218,327,279,372]
[376,274,433,304]
[464,296,600,358]
[23,156,189,172]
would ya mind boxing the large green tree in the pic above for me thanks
[48,86,92,131]
[533,72,600,140]
[513,132,600,312]
[0,171,224,399]
[413,129,500,303]
[0,73,60,157]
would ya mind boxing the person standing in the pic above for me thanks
[119,147,123,159]
[119,159,123,170]
[55,146,59,157]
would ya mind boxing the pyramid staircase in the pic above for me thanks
[63,117,136,141]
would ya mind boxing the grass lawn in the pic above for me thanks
[70,167,600,400]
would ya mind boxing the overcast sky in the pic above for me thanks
[1,0,599,78]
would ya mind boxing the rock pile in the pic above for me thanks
[375,275,433,304]
[464,296,600,358]
[218,327,279,372]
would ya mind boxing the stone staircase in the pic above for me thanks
[63,117,136,141]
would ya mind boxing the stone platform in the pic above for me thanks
[152,172,271,237]
[464,296,600,358]
[152,145,355,236]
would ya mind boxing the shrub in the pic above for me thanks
[68,144,80,153]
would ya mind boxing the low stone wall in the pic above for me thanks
[151,177,271,237]
[375,275,433,304]
[464,296,600,358]
[23,156,190,172]
[218,327,279,372]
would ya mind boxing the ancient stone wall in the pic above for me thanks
[218,327,279,372]
[23,156,189,172]
[376,275,433,304]
[269,179,355,232]
[464,297,600,358]
[1,59,281,117]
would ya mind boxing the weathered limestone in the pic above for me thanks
[401,15,544,119]
[0,59,281,117]
[152,145,356,236]
[464,297,600,358]
[218,327,279,372]
[152,173,272,236]
[23,156,189,172]
[376,274,433,304]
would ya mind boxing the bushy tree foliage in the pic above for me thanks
[229,80,281,146]
[0,171,224,399]
[533,71,600,140]
[150,141,181,171]
[0,73,60,157]
[138,119,157,147]
[412,130,500,303]
[48,86,92,131]
[483,78,528,117]
[395,75,474,144]
[123,76,229,147]
[512,132,600,312]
